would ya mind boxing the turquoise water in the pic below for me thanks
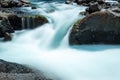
[0,1,120,80]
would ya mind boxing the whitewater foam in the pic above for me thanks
[0,2,120,80]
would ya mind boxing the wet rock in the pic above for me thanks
[105,0,119,7]
[0,14,14,38]
[0,9,48,30]
[65,0,71,4]
[3,32,12,41]
[69,9,120,45]
[7,14,22,30]
[86,2,101,14]
[117,0,120,3]
[0,0,30,8]
[19,0,30,4]
[73,0,105,5]
[0,59,33,73]
[19,0,30,7]
[0,0,22,8]
[20,15,48,29]
[33,15,48,28]
[31,6,37,9]
[0,59,51,80]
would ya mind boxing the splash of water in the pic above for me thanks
[0,2,120,80]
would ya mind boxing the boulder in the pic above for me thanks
[86,2,101,14]
[20,15,48,29]
[0,59,33,73]
[3,32,12,41]
[65,0,71,4]
[69,9,120,45]
[0,11,22,33]
[33,15,48,28]
[0,59,50,80]
[0,15,14,38]
[0,9,48,30]
[117,0,120,3]
[7,14,22,30]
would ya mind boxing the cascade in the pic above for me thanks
[21,17,25,29]
[0,1,120,80]
[27,17,30,29]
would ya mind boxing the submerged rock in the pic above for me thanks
[69,9,120,45]
[0,59,51,80]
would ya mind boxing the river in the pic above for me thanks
[0,1,120,80]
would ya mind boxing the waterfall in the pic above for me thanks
[0,2,120,80]
[21,17,35,29]
[27,17,30,29]
[21,17,25,29]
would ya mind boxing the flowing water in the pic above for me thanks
[0,2,120,80]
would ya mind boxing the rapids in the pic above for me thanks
[0,2,120,80]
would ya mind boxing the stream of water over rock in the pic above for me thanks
[0,1,120,80]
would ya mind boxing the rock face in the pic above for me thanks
[69,9,120,45]
[0,59,50,80]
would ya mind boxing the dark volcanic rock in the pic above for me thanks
[69,9,120,45]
